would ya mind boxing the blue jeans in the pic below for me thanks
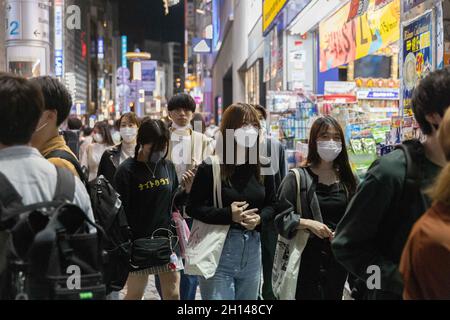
[199,229,261,300]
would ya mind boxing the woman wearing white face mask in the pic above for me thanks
[98,112,140,187]
[186,103,276,300]
[115,118,194,300]
[275,116,358,300]
[81,120,115,182]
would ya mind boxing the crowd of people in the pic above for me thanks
[0,69,449,300]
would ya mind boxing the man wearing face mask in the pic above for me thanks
[332,69,450,300]
[30,76,84,179]
[97,112,140,187]
[159,93,213,300]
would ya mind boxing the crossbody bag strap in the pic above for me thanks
[211,155,223,208]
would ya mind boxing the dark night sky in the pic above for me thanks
[118,0,185,49]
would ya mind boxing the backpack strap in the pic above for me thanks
[46,149,86,184]
[54,166,76,203]
[0,172,24,212]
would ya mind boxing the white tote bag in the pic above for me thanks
[272,169,310,300]
[184,155,230,279]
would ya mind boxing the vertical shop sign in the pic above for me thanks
[55,0,64,77]
[402,10,433,118]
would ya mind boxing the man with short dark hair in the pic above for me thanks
[0,73,93,237]
[159,93,213,300]
[29,76,83,178]
[332,68,449,300]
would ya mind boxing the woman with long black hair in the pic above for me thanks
[275,116,357,300]
[114,118,195,300]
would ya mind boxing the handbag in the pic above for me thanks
[130,229,177,271]
[171,209,190,259]
[272,168,310,300]
[184,155,230,279]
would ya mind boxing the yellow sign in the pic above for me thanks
[356,0,400,59]
[320,0,400,72]
[263,0,287,32]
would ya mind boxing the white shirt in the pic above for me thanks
[0,146,95,230]
[83,143,109,182]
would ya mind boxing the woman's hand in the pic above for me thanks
[241,210,260,230]
[181,169,196,194]
[299,219,333,239]
[231,201,249,223]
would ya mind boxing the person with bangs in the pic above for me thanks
[98,112,140,187]
[114,118,194,300]
[186,103,276,300]
[275,116,357,300]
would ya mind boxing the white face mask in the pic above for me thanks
[94,133,104,144]
[234,125,259,148]
[120,127,137,143]
[317,140,342,162]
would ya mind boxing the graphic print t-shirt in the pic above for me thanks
[114,158,180,240]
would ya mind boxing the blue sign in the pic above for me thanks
[212,0,221,52]
[98,37,104,59]
[192,38,212,53]
[121,36,127,67]
[55,49,63,77]
[357,89,400,100]
[141,61,157,92]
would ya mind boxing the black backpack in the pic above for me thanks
[0,166,106,300]
[87,176,132,294]
[45,149,132,294]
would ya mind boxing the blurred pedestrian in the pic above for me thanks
[332,68,449,299]
[81,120,114,181]
[400,107,450,300]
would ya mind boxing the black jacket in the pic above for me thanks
[97,144,122,187]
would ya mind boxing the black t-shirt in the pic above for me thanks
[114,158,181,240]
[186,162,276,231]
[305,168,348,230]
[315,182,348,231]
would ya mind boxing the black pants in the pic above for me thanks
[295,237,347,300]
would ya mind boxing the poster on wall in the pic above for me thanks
[319,0,400,72]
[402,10,433,119]
[402,0,427,13]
